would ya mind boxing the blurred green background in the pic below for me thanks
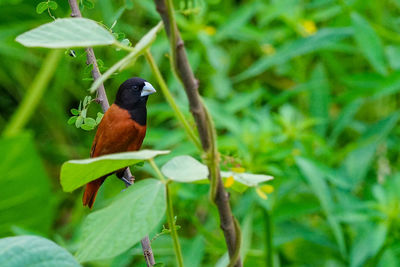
[1,0,400,266]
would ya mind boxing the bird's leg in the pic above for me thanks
[116,168,135,187]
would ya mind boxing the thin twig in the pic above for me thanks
[153,0,242,266]
[67,1,155,266]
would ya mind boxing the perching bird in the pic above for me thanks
[82,77,156,208]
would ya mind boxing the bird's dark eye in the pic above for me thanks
[132,85,139,91]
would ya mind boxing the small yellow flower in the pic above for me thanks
[301,20,317,36]
[256,184,274,200]
[204,26,216,36]
[259,184,274,194]
[256,187,268,200]
[231,167,245,173]
[224,176,235,188]
[261,44,276,55]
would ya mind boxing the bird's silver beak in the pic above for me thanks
[141,82,156,97]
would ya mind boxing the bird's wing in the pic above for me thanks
[90,104,147,158]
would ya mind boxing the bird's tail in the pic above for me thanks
[82,177,106,209]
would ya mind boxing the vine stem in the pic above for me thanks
[154,0,242,266]
[67,1,155,266]
[148,159,184,267]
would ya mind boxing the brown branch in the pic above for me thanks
[67,1,155,266]
[153,0,242,266]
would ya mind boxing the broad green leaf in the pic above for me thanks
[89,21,163,93]
[76,179,165,262]
[60,150,169,192]
[309,64,330,137]
[296,157,346,257]
[351,12,387,75]
[234,28,353,82]
[0,134,55,237]
[350,223,387,267]
[0,235,80,267]
[161,155,209,182]
[16,18,115,48]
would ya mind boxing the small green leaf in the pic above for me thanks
[83,0,95,9]
[80,124,94,131]
[60,150,170,192]
[81,109,87,118]
[67,116,77,125]
[71,108,79,115]
[0,235,80,267]
[96,112,103,124]
[48,1,58,10]
[76,179,166,262]
[75,116,83,128]
[36,2,48,14]
[84,117,96,127]
[16,18,115,48]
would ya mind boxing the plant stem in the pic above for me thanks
[154,0,242,265]
[144,50,202,151]
[148,159,184,267]
[67,1,155,265]
[3,49,63,137]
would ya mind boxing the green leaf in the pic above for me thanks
[80,124,94,131]
[47,1,58,10]
[84,117,96,127]
[76,179,165,262]
[70,108,79,115]
[329,99,363,145]
[350,223,387,267]
[75,116,83,128]
[60,150,169,192]
[386,45,400,70]
[0,235,80,267]
[296,157,346,257]
[95,112,103,124]
[309,64,330,137]
[67,116,77,125]
[89,21,163,93]
[221,171,273,187]
[16,18,115,48]
[234,27,353,82]
[161,155,209,182]
[342,112,399,185]
[83,0,94,9]
[351,12,387,75]
[0,134,55,237]
[36,2,48,14]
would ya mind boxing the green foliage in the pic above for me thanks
[77,179,166,262]
[0,133,55,237]
[0,235,80,267]
[2,0,400,266]
[60,150,169,192]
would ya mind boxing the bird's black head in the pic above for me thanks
[115,77,156,109]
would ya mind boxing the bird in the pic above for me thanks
[82,77,156,208]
